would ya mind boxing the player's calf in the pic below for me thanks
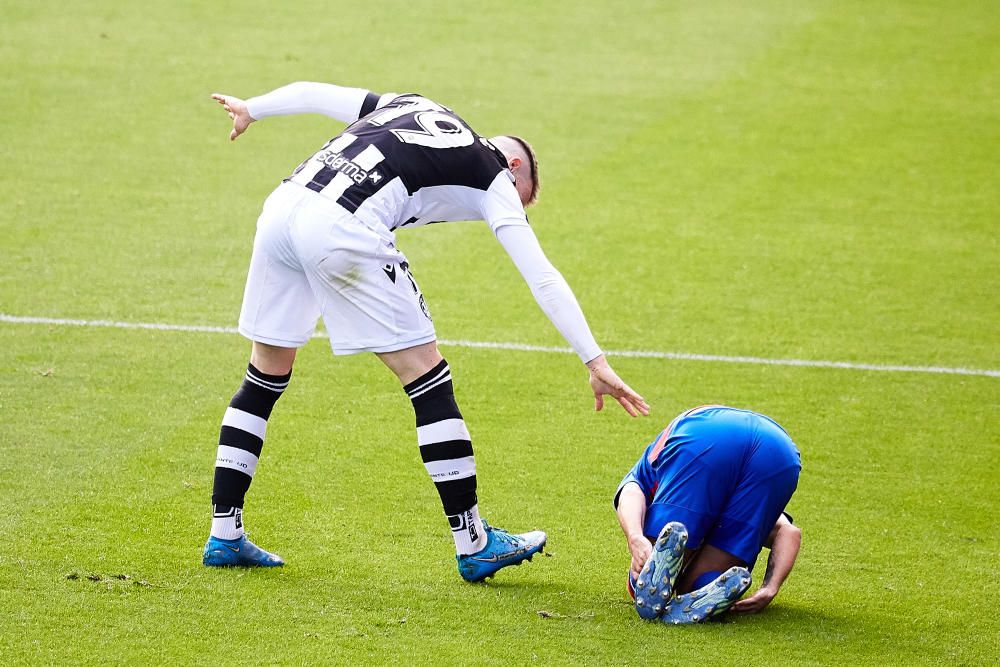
[205,363,291,565]
[404,359,488,558]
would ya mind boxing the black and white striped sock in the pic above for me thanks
[210,363,291,540]
[405,359,487,555]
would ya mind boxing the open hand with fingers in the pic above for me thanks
[731,585,777,613]
[211,93,255,141]
[587,355,650,417]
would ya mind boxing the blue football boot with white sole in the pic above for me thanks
[634,521,688,620]
[456,520,546,582]
[660,566,752,624]
[203,534,284,568]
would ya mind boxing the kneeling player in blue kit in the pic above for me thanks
[614,405,802,623]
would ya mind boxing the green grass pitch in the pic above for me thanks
[2,0,998,664]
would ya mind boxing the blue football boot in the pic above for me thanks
[203,534,284,568]
[660,566,752,624]
[456,521,546,582]
[634,521,688,620]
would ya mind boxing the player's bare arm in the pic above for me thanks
[731,513,801,614]
[615,481,652,579]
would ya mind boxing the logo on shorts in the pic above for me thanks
[382,264,397,283]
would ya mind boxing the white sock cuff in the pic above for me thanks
[451,505,487,555]
[211,505,245,540]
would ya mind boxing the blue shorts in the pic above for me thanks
[616,406,800,567]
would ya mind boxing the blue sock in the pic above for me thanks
[691,570,722,591]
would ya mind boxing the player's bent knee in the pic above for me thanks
[377,341,443,385]
[250,341,298,376]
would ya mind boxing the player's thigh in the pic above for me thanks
[238,188,322,348]
[709,432,800,566]
[297,219,437,358]
[714,464,799,563]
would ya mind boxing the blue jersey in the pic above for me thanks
[615,405,801,566]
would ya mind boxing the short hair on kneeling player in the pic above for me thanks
[491,135,541,207]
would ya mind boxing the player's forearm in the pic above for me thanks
[245,82,373,123]
[761,523,801,594]
[528,270,603,363]
[494,225,602,363]
[616,483,647,541]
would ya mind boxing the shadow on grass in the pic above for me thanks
[722,601,842,627]
[608,596,845,629]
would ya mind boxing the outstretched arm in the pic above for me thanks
[211,82,394,141]
[494,223,649,417]
[616,482,652,580]
[732,513,801,613]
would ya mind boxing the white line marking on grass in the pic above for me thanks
[2,313,997,378]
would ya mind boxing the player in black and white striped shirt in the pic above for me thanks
[204,82,649,581]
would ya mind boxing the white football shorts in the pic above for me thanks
[238,181,436,354]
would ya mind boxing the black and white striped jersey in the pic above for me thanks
[285,93,528,234]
